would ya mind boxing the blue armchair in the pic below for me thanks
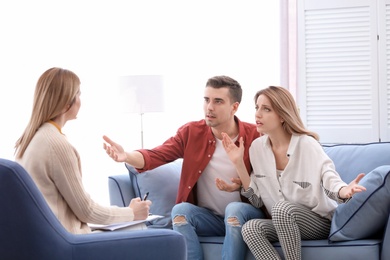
[0,158,186,260]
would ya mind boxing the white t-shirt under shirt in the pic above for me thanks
[197,136,241,216]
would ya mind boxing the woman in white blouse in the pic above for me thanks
[220,86,366,260]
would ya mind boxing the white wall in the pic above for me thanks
[0,0,280,205]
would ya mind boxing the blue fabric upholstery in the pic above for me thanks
[127,160,182,229]
[382,213,390,260]
[109,142,390,259]
[329,165,390,241]
[109,174,134,207]
[0,158,186,260]
[323,142,390,183]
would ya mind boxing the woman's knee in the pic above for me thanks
[241,219,263,241]
[242,219,276,243]
[271,201,301,226]
[271,201,294,216]
[241,221,252,240]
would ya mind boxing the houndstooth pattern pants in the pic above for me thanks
[241,200,331,260]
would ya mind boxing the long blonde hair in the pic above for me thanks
[254,86,319,141]
[15,67,80,158]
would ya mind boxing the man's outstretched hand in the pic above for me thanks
[103,135,127,162]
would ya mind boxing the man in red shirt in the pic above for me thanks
[103,75,265,260]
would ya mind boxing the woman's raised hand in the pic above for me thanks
[221,132,244,165]
[338,173,366,200]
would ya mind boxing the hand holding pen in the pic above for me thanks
[129,193,152,220]
[143,192,152,216]
[142,192,149,201]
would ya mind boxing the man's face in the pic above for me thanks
[203,86,237,128]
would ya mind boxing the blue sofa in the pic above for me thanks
[109,142,390,260]
[0,158,186,260]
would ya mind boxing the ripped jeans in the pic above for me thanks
[171,202,265,260]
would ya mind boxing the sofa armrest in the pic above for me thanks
[72,229,186,260]
[382,213,390,259]
[0,158,185,260]
[108,174,134,207]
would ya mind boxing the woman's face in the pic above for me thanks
[66,90,81,121]
[254,94,283,135]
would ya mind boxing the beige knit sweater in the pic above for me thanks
[17,123,134,234]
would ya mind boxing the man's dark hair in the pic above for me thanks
[206,75,242,103]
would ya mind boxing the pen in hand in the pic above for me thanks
[142,192,149,201]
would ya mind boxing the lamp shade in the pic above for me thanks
[118,75,164,114]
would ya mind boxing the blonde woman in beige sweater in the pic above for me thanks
[15,67,151,234]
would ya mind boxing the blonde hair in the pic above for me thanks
[254,86,319,141]
[15,67,80,158]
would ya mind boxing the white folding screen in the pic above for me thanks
[296,0,390,143]
[378,0,390,142]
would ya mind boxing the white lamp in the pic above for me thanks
[118,75,164,148]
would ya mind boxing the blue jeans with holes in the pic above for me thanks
[171,201,265,260]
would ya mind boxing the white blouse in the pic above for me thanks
[244,134,347,220]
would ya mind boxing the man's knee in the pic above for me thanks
[225,202,248,221]
[225,202,243,227]
[173,215,187,225]
[172,202,193,215]
[227,216,241,227]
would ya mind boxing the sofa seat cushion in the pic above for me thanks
[329,165,390,241]
[199,236,382,260]
[127,160,182,229]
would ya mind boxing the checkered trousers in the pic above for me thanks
[241,200,331,260]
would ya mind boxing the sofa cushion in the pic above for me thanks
[328,165,390,241]
[323,142,390,183]
[382,212,390,260]
[126,160,182,229]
